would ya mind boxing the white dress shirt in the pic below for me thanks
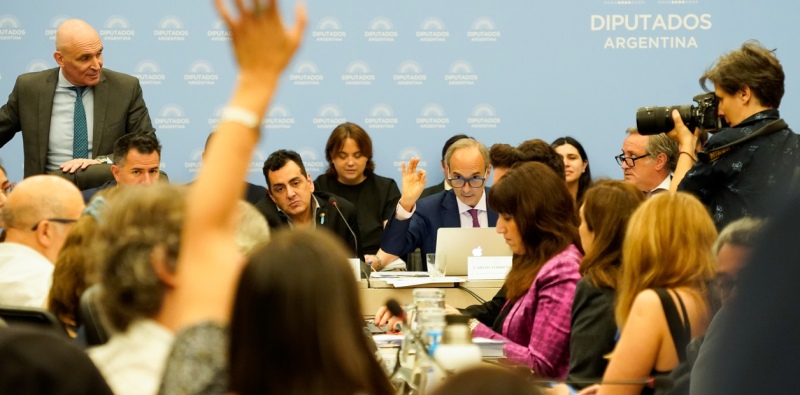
[47,68,96,172]
[88,319,174,395]
[0,242,53,308]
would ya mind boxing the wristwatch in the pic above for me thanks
[95,155,113,164]
[468,318,479,333]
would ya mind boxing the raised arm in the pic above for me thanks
[172,0,306,328]
[667,109,700,192]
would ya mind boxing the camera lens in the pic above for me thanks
[636,105,693,135]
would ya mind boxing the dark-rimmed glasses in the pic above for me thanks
[447,176,486,188]
[31,218,79,231]
[615,153,651,167]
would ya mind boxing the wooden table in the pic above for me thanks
[358,278,503,316]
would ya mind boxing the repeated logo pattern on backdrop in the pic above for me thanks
[0,1,796,185]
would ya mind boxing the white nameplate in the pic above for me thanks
[467,256,512,280]
[348,258,362,280]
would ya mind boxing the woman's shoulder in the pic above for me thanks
[369,173,399,187]
[314,173,332,187]
[546,244,583,269]
[537,245,582,282]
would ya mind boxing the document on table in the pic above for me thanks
[382,277,467,288]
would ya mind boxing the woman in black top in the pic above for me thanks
[314,122,401,266]
[562,181,644,390]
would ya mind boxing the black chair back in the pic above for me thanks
[77,284,110,346]
[0,305,66,335]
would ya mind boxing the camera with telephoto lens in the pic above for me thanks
[635,92,724,135]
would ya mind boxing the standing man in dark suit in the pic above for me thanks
[255,149,361,257]
[380,138,497,263]
[0,19,155,178]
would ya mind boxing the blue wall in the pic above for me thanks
[1,0,797,187]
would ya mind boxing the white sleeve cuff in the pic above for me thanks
[395,201,415,220]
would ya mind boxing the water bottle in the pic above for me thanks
[433,315,482,374]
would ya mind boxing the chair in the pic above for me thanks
[51,164,169,190]
[77,284,110,346]
[0,305,67,335]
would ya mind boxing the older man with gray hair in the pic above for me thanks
[617,127,678,196]
[0,175,84,307]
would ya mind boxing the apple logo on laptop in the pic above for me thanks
[472,246,483,257]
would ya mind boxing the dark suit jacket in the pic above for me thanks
[81,180,117,203]
[254,190,362,258]
[0,67,155,177]
[380,189,498,258]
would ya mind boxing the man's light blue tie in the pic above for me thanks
[68,86,89,159]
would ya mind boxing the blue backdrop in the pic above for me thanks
[1,0,797,188]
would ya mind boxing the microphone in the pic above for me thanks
[386,299,405,320]
[535,376,674,390]
[328,196,358,258]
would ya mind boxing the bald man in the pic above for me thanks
[0,19,155,178]
[0,175,84,307]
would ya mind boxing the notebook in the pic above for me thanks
[434,227,513,276]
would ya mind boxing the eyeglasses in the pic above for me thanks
[30,218,79,231]
[615,153,651,167]
[448,176,486,188]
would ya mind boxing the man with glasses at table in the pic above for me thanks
[381,138,498,266]
[0,175,84,307]
[617,126,678,197]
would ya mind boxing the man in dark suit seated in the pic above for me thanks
[0,19,155,178]
[255,149,361,257]
[380,138,498,266]
[81,133,162,202]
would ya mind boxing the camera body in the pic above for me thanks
[636,92,724,135]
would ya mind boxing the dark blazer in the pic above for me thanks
[380,189,498,258]
[254,190,362,258]
[243,182,267,206]
[0,67,155,177]
[81,180,117,203]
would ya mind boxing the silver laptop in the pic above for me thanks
[434,227,513,276]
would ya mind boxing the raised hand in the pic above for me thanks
[398,157,427,212]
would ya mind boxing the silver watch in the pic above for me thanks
[96,155,113,164]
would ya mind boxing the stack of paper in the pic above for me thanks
[473,338,506,358]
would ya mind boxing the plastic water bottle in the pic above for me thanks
[433,315,482,373]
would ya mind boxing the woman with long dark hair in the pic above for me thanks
[468,161,582,379]
[564,181,645,390]
[228,229,393,395]
[551,136,592,204]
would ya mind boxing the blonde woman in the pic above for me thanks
[581,192,717,395]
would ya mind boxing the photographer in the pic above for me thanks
[668,40,800,229]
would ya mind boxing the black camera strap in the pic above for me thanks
[697,118,788,163]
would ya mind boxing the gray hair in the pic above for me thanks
[713,216,766,256]
[444,138,490,170]
[94,184,187,332]
[626,127,679,172]
[236,200,270,256]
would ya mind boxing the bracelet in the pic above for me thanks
[680,151,697,162]
[468,318,479,333]
[375,256,383,270]
[219,106,261,129]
